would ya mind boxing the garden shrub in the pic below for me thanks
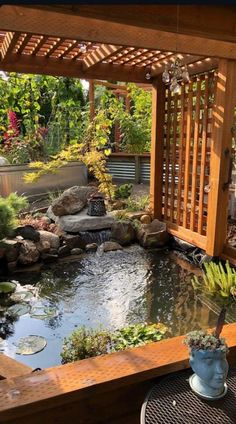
[125,195,150,212]
[0,193,28,240]
[114,183,133,200]
[61,322,168,364]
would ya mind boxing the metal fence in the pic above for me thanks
[107,153,150,184]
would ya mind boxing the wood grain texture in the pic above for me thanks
[0,354,32,380]
[150,76,166,219]
[1,6,236,59]
[206,60,236,256]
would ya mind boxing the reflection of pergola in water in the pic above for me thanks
[0,5,236,262]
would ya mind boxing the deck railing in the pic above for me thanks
[0,323,236,423]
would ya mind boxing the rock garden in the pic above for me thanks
[0,184,172,276]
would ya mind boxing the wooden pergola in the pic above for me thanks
[1,5,236,259]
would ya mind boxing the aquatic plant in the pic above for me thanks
[61,327,112,363]
[61,322,168,364]
[192,260,236,299]
[112,323,168,351]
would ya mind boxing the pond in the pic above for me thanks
[0,245,221,369]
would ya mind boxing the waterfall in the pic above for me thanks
[79,229,111,245]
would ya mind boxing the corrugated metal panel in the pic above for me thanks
[107,159,136,181]
[140,157,150,183]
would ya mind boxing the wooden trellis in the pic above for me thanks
[162,71,215,249]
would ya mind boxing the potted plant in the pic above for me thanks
[183,308,229,400]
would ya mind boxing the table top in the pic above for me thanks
[140,367,236,424]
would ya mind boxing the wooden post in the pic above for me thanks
[206,60,236,256]
[135,155,141,184]
[150,76,166,219]
[89,79,95,121]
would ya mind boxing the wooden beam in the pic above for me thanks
[1,6,236,59]
[166,222,207,250]
[0,31,19,61]
[0,54,148,83]
[93,80,127,90]
[150,76,165,219]
[83,44,122,69]
[21,5,236,45]
[206,60,236,256]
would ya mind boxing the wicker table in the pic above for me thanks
[140,367,236,423]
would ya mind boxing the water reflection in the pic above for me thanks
[0,245,221,368]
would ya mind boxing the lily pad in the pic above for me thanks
[0,282,17,295]
[30,306,58,320]
[10,291,34,303]
[15,335,47,355]
[8,303,31,317]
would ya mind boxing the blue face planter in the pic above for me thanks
[189,348,229,400]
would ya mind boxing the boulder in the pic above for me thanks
[18,240,40,265]
[137,219,169,248]
[85,243,98,252]
[140,214,152,224]
[58,245,71,258]
[56,209,115,233]
[35,240,51,253]
[110,221,135,246]
[2,238,22,262]
[38,230,60,250]
[7,261,17,273]
[51,186,97,216]
[41,253,58,262]
[46,206,57,222]
[61,234,86,250]
[100,241,123,252]
[71,248,84,255]
[15,225,40,242]
[172,236,196,252]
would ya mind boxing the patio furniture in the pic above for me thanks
[140,367,236,423]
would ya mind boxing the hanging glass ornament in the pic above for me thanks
[170,77,181,94]
[182,65,190,83]
[162,65,170,84]
[80,43,87,53]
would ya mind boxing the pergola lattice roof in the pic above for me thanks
[0,29,218,83]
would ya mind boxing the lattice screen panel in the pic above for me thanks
[162,71,216,236]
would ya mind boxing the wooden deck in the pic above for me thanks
[0,323,236,423]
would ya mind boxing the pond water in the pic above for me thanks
[0,245,220,369]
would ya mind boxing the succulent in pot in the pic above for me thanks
[183,308,229,400]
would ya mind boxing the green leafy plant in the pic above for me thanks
[112,323,168,351]
[192,260,236,299]
[0,193,28,240]
[24,109,116,200]
[125,195,150,212]
[61,322,168,364]
[113,210,130,222]
[114,183,133,199]
[61,326,112,363]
